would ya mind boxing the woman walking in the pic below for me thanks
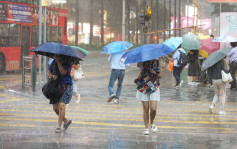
[48,55,73,133]
[135,59,162,135]
[208,58,229,115]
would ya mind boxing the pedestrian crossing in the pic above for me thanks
[1,92,237,135]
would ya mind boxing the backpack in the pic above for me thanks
[177,50,187,67]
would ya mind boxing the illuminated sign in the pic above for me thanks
[42,0,53,6]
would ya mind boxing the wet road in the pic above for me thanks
[1,53,237,148]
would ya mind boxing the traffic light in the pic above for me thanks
[139,4,151,33]
[139,13,150,26]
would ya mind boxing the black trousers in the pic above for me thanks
[173,66,183,86]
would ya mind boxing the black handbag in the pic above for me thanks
[42,78,62,101]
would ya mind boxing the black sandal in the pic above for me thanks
[64,120,72,131]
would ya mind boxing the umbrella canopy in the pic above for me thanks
[121,44,173,64]
[201,47,232,71]
[199,37,220,58]
[182,33,201,50]
[163,37,183,50]
[101,41,133,54]
[31,42,83,61]
[71,46,89,58]
[212,35,237,42]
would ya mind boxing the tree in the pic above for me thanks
[127,0,131,42]
[75,0,79,46]
[89,0,94,46]
[101,0,104,46]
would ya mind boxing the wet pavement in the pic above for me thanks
[1,53,237,148]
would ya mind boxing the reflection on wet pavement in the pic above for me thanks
[1,56,237,148]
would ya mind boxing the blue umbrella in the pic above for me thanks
[101,41,133,54]
[121,44,173,64]
[32,42,83,61]
[163,37,183,50]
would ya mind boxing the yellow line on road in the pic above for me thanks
[0,98,27,104]
[0,117,233,131]
[2,107,237,122]
[0,122,234,134]
[8,105,237,118]
[0,76,21,81]
[1,111,237,126]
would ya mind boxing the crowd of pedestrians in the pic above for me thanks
[45,40,237,135]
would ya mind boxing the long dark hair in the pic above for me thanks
[230,42,237,48]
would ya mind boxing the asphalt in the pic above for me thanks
[1,53,237,149]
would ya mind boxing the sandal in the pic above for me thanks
[55,128,61,133]
[64,120,72,131]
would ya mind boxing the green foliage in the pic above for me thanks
[77,43,103,51]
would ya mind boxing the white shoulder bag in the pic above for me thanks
[221,70,233,83]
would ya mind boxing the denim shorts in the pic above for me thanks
[50,84,73,104]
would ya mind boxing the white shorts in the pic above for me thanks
[136,89,160,101]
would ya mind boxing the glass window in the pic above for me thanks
[0,24,8,46]
[32,25,39,47]
[46,26,50,42]
[8,24,20,46]
[0,23,20,47]
[50,27,58,42]
[58,27,63,43]
[0,24,8,37]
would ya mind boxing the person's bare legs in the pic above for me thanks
[142,101,149,129]
[149,101,157,125]
[58,102,68,128]
[53,102,68,129]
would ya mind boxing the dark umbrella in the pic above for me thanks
[201,47,232,71]
[31,42,83,61]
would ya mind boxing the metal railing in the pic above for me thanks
[22,55,37,92]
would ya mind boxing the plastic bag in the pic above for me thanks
[167,61,174,71]
[221,70,233,83]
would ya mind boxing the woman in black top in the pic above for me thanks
[187,50,200,85]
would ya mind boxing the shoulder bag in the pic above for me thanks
[221,70,233,83]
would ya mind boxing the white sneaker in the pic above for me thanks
[76,98,80,103]
[143,129,150,135]
[150,124,158,133]
[219,110,226,115]
[194,82,199,85]
[114,99,119,104]
[188,82,196,86]
[209,105,214,113]
[179,80,183,86]
[107,94,115,102]
[175,86,179,89]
